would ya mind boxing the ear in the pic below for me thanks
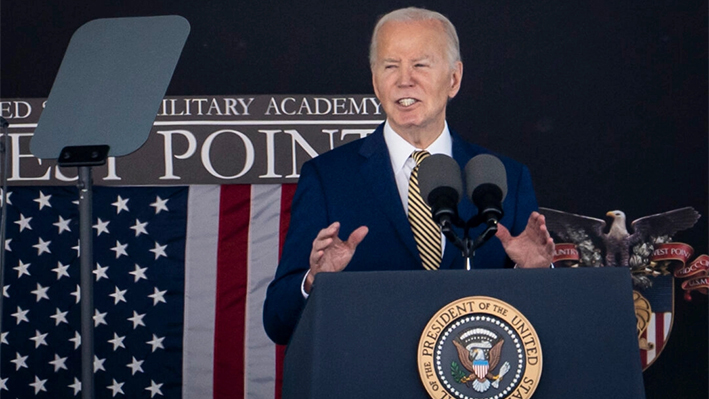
[448,61,463,99]
[371,68,382,101]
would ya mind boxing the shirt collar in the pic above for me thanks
[383,120,453,174]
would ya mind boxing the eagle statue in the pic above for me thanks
[539,206,700,268]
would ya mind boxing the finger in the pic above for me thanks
[316,222,340,240]
[346,226,369,248]
[312,236,334,252]
[495,223,511,244]
[309,249,324,266]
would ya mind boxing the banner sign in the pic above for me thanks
[0,96,384,186]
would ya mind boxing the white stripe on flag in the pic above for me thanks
[183,185,221,398]
[646,313,657,362]
[245,184,281,399]
[663,312,672,337]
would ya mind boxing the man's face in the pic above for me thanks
[371,19,463,142]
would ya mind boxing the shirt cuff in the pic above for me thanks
[300,270,311,299]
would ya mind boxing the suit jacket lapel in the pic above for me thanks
[358,125,421,264]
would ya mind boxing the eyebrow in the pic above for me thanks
[381,55,433,64]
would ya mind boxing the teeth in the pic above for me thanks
[398,98,416,107]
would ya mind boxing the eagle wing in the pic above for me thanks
[539,207,607,243]
[630,207,700,244]
[487,339,504,371]
[453,339,475,375]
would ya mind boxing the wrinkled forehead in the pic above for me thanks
[373,20,448,60]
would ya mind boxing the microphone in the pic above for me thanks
[418,154,463,226]
[465,154,507,226]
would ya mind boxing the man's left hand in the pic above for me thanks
[496,211,555,269]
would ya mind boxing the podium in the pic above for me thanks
[283,268,646,398]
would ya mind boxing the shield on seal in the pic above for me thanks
[473,358,489,379]
[635,275,674,370]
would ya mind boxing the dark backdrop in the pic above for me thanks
[2,1,707,397]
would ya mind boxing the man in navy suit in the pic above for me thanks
[263,7,554,345]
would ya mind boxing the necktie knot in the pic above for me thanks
[411,150,430,165]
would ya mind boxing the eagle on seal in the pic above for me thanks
[539,207,700,267]
[453,337,510,393]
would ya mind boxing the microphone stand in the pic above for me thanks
[439,212,502,271]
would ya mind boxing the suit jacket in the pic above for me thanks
[262,124,539,345]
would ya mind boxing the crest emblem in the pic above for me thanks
[539,206,705,370]
[418,297,542,399]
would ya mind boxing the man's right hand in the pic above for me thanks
[305,222,368,293]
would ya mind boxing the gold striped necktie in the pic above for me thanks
[408,150,442,270]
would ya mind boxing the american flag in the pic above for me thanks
[0,184,293,398]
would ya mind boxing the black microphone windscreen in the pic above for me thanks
[418,154,463,207]
[465,154,508,202]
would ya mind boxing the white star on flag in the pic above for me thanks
[108,333,126,351]
[32,237,51,256]
[94,309,108,327]
[30,330,48,348]
[129,264,148,282]
[15,213,32,232]
[112,195,130,214]
[110,286,128,305]
[128,311,146,329]
[94,218,110,236]
[94,356,106,372]
[111,240,128,259]
[70,331,81,349]
[108,379,125,397]
[69,377,82,395]
[130,219,148,237]
[53,215,71,234]
[11,352,28,370]
[148,287,167,306]
[146,334,165,352]
[127,357,144,375]
[31,283,49,302]
[149,242,168,260]
[94,262,109,281]
[34,191,52,210]
[52,261,70,280]
[146,380,163,398]
[11,306,29,324]
[50,308,69,326]
[71,285,81,304]
[0,190,12,206]
[150,196,169,214]
[49,353,68,372]
[29,376,47,394]
[13,260,30,278]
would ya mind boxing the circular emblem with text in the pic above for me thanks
[418,297,542,399]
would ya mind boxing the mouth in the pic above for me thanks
[397,98,417,107]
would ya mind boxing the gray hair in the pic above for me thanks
[369,7,461,69]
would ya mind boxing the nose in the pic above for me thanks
[397,66,414,87]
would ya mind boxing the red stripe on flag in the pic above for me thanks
[214,185,252,399]
[655,314,665,354]
[275,184,297,399]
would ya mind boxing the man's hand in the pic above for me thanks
[496,212,554,269]
[305,222,369,292]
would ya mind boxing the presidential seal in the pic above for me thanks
[418,297,542,399]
